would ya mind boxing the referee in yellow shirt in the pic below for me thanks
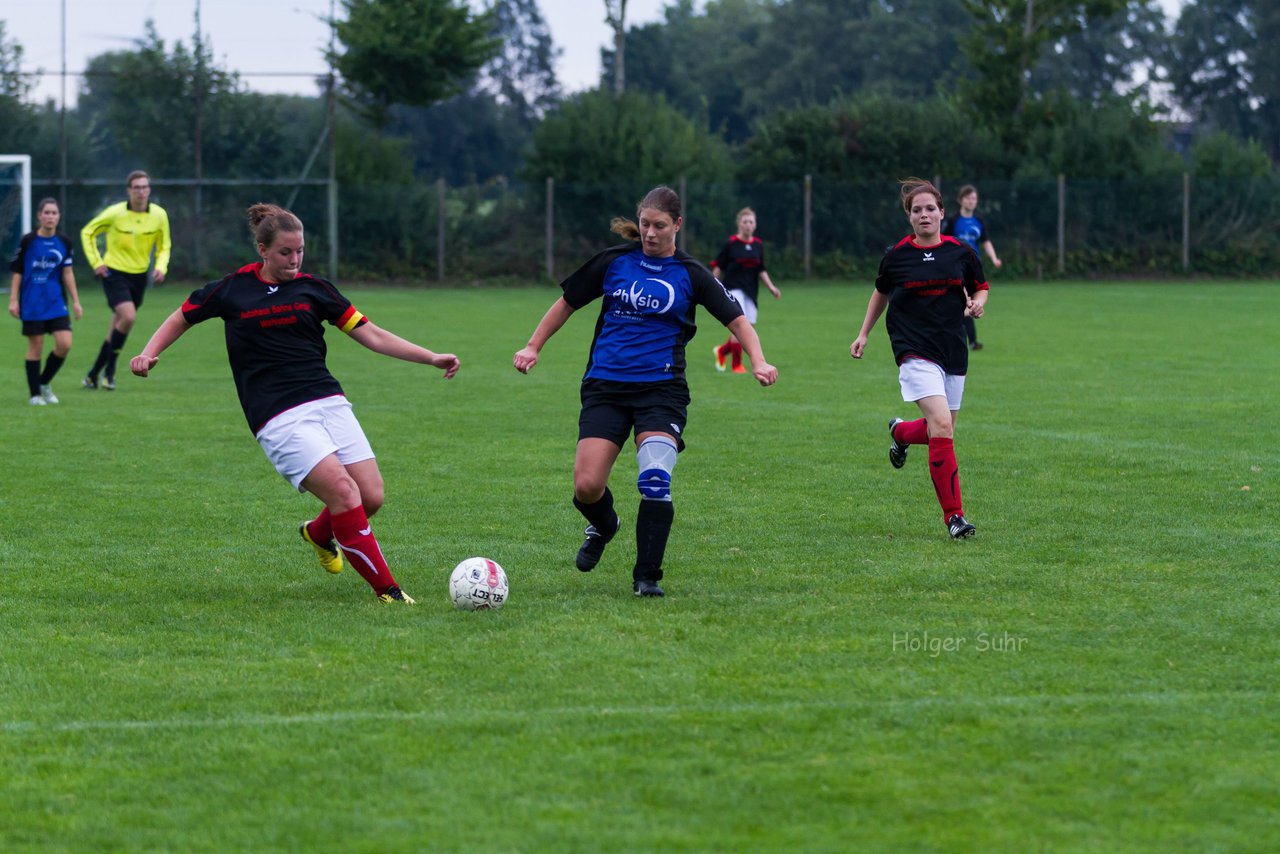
[80,170,172,390]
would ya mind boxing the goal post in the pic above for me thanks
[0,154,33,262]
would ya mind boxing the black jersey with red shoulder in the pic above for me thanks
[712,235,767,303]
[874,235,988,375]
[180,262,369,433]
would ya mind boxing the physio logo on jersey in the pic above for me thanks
[611,278,676,317]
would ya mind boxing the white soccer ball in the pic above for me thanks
[449,557,509,611]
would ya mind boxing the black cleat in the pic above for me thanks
[633,579,665,597]
[888,418,909,469]
[947,514,976,539]
[82,375,98,390]
[575,513,620,572]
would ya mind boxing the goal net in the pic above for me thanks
[0,156,33,275]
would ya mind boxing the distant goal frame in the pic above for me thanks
[1,153,33,244]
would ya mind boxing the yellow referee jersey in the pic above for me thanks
[80,201,172,276]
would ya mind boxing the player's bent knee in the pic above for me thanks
[637,436,678,502]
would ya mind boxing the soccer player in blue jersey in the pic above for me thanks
[941,185,1001,351]
[711,207,781,374]
[851,178,988,540]
[130,204,459,604]
[513,186,778,597]
[8,198,82,405]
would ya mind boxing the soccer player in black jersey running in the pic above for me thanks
[513,186,778,597]
[711,207,781,374]
[850,178,988,539]
[130,204,459,604]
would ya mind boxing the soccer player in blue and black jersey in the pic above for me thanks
[941,185,1002,351]
[851,178,988,540]
[513,187,778,597]
[8,198,82,405]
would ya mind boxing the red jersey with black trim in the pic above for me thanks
[180,262,369,434]
[874,235,988,375]
[712,235,767,303]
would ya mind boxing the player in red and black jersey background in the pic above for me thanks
[850,178,988,540]
[130,204,459,604]
[710,207,781,373]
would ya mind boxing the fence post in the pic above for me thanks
[803,174,812,279]
[545,177,555,281]
[1057,173,1065,275]
[678,175,687,252]
[437,177,446,283]
[1182,172,1191,273]
[327,179,338,282]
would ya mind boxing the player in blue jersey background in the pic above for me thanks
[513,186,778,597]
[941,185,1001,351]
[8,198,82,405]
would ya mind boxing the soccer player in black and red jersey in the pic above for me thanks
[130,204,459,604]
[850,178,988,539]
[710,207,781,373]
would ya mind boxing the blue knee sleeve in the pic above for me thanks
[637,436,678,501]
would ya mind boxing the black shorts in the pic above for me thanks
[21,316,72,336]
[578,378,689,451]
[102,269,149,309]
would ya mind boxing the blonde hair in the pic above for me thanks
[247,203,303,248]
[736,207,756,224]
[610,186,683,241]
[899,177,943,214]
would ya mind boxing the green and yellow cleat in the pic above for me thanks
[377,585,416,605]
[299,521,344,574]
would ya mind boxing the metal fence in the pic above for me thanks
[24,173,1280,283]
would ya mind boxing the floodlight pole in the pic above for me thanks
[59,0,67,214]
[327,0,338,281]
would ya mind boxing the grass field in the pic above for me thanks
[2,279,1277,852]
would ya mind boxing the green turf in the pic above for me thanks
[2,279,1277,852]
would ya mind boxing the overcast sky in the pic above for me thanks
[5,0,1186,106]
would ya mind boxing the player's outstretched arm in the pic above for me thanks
[850,290,889,359]
[131,309,192,377]
[349,322,459,378]
[727,316,777,386]
[514,297,574,374]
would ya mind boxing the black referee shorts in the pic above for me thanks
[102,269,150,309]
[578,378,689,451]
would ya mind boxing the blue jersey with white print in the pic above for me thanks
[942,214,988,253]
[561,244,743,383]
[8,232,75,321]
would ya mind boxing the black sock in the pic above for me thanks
[105,329,129,380]
[573,487,617,538]
[634,499,674,582]
[87,339,111,379]
[25,359,41,396]
[41,353,66,385]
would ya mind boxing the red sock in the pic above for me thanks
[928,438,963,520]
[306,508,333,544]
[331,506,398,594]
[730,341,744,369]
[894,418,930,445]
[717,340,732,359]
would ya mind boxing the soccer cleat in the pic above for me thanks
[299,521,344,574]
[29,395,47,406]
[731,364,748,374]
[82,375,98,390]
[633,579,665,597]
[39,385,59,404]
[101,376,116,391]
[947,514,976,539]
[888,418,909,469]
[377,585,416,604]
[576,513,620,572]
[713,344,726,372]
[970,342,984,351]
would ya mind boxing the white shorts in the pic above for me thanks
[898,358,966,410]
[729,289,758,325]
[254,395,375,492]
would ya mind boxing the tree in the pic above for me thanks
[604,0,629,94]
[333,0,497,125]
[957,0,1127,149]
[478,0,561,122]
[0,22,37,156]
[1169,0,1279,161]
